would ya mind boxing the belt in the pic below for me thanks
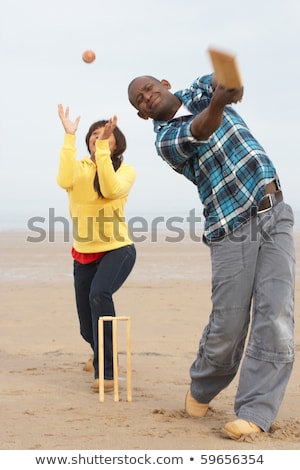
[257,190,283,214]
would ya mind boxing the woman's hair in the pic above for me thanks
[85,120,126,197]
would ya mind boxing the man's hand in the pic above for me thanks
[213,83,244,105]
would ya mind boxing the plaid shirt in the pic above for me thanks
[153,74,278,242]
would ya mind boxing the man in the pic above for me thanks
[128,73,295,439]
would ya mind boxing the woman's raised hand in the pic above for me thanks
[57,104,80,135]
[96,115,118,141]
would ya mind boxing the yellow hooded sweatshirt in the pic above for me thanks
[57,134,136,253]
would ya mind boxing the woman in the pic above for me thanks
[57,105,136,392]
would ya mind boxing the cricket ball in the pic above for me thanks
[82,50,96,64]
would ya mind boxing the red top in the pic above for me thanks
[71,247,105,264]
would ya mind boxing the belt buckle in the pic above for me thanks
[257,193,273,214]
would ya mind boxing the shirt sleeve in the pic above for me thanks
[56,133,76,189]
[95,140,136,199]
[192,73,214,95]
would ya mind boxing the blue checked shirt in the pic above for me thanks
[153,74,278,242]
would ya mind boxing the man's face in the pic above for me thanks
[128,76,173,121]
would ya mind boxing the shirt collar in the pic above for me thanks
[173,104,193,119]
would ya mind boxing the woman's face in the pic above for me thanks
[88,127,117,159]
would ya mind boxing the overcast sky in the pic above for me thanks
[1,0,299,230]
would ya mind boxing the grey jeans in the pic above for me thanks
[190,201,295,431]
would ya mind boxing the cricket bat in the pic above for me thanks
[208,48,243,89]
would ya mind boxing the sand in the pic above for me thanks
[0,230,299,451]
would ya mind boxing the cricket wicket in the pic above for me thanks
[98,316,132,403]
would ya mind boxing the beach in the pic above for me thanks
[0,229,299,451]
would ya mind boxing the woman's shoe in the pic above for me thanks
[91,378,114,393]
[83,355,94,372]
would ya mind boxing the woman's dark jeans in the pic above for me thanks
[73,244,136,379]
